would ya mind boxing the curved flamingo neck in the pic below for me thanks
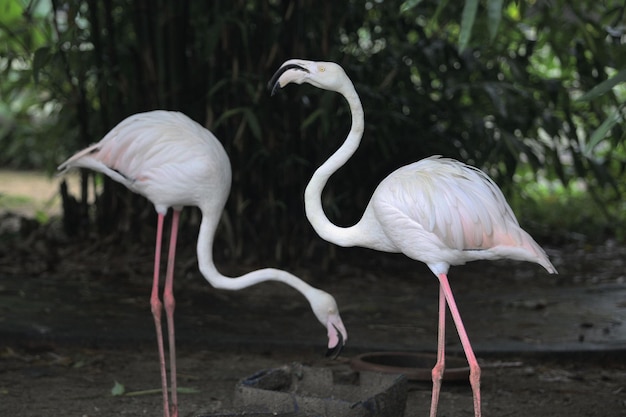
[195,211,318,299]
[303,82,366,247]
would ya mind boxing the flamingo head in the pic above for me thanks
[307,288,348,359]
[268,59,349,96]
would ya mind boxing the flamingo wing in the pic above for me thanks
[371,156,556,272]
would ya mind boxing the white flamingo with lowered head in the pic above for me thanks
[57,110,347,417]
[269,60,557,417]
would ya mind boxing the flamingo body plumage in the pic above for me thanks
[370,156,557,275]
[269,60,556,417]
[59,111,230,215]
[58,110,347,417]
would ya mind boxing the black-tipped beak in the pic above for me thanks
[325,324,344,359]
[267,63,309,96]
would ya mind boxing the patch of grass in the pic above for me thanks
[0,193,55,224]
[0,193,34,209]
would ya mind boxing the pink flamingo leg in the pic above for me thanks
[437,273,481,417]
[150,213,171,417]
[429,285,447,417]
[164,210,180,417]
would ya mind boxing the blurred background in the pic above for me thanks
[0,0,624,266]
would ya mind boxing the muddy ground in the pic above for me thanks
[1,212,625,416]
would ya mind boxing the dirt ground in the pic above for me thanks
[1,342,625,417]
[1,205,625,416]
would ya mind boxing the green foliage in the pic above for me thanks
[510,170,626,243]
[1,0,625,259]
[459,0,479,52]
[0,0,64,170]
[578,69,626,101]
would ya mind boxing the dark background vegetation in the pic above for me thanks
[1,0,625,265]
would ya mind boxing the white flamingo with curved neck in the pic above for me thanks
[269,60,557,417]
[57,110,347,417]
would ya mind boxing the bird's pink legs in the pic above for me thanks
[429,285,447,417]
[150,213,171,417]
[164,210,180,417]
[435,273,481,417]
[150,210,181,417]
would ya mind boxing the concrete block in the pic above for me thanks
[232,363,407,417]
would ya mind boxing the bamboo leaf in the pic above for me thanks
[487,0,504,42]
[459,0,479,52]
[583,109,622,157]
[301,108,326,131]
[578,69,626,101]
[176,387,200,394]
[430,0,449,30]
[243,109,262,140]
[123,386,200,397]
[117,381,200,397]
[399,0,425,14]
[213,108,245,128]
[208,78,231,97]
